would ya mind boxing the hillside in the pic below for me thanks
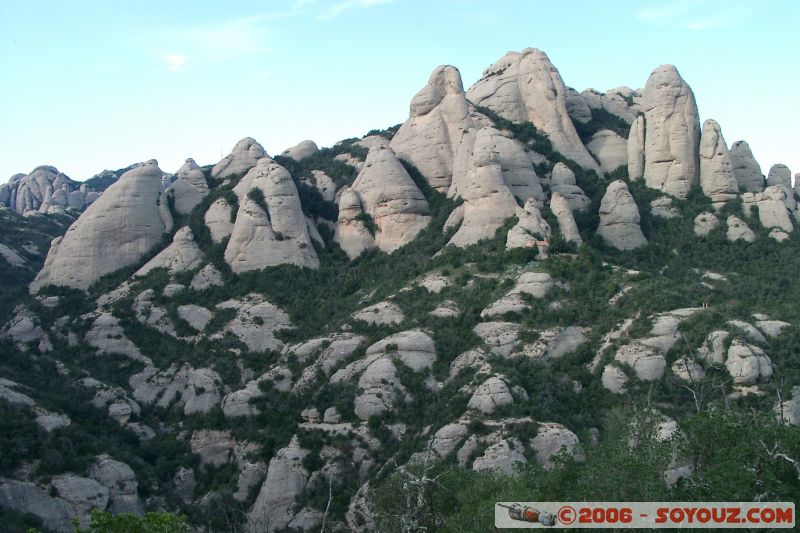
[1,48,799,532]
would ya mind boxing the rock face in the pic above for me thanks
[204,197,235,243]
[587,130,628,174]
[550,192,582,245]
[729,141,764,192]
[693,212,719,237]
[0,165,97,215]
[472,439,527,475]
[640,65,700,198]
[726,215,756,243]
[627,115,646,181]
[531,423,581,469]
[280,140,319,161]
[169,158,209,214]
[248,437,308,532]
[549,163,590,212]
[447,129,522,247]
[767,164,792,188]
[354,357,403,420]
[467,377,513,413]
[743,186,794,233]
[212,137,267,180]
[89,455,143,515]
[224,159,319,272]
[333,187,377,259]
[698,120,738,204]
[0,479,74,532]
[348,144,431,253]
[565,87,592,124]
[31,160,173,292]
[466,48,600,172]
[725,340,773,385]
[390,65,474,192]
[217,294,292,353]
[135,227,203,277]
[507,198,551,249]
[581,87,641,124]
[596,180,647,250]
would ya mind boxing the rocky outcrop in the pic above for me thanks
[627,115,646,181]
[693,212,719,237]
[549,163,590,212]
[354,357,404,420]
[729,141,764,192]
[191,429,235,467]
[565,87,592,124]
[0,165,97,215]
[587,130,628,174]
[135,227,203,277]
[352,301,404,325]
[742,186,794,233]
[726,215,756,243]
[89,455,143,515]
[550,192,582,245]
[467,376,513,413]
[204,197,235,243]
[725,340,773,385]
[333,187,376,259]
[349,144,431,253]
[596,180,647,250]
[531,423,581,469]
[698,120,738,204]
[472,439,527,475]
[641,65,700,198]
[169,158,208,214]
[248,437,308,532]
[31,160,173,292]
[581,87,641,124]
[0,479,74,532]
[211,137,267,180]
[466,48,600,172]
[767,164,792,188]
[506,198,551,250]
[390,65,475,192]
[190,263,224,290]
[224,159,319,272]
[216,294,292,353]
[280,140,319,161]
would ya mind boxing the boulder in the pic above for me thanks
[767,164,792,188]
[169,158,208,214]
[51,474,109,527]
[354,358,403,420]
[601,365,628,394]
[86,313,148,363]
[89,455,143,515]
[0,479,74,532]
[350,144,431,253]
[550,163,590,212]
[473,322,520,357]
[550,192,582,245]
[431,423,469,458]
[641,65,700,198]
[466,48,600,172]
[587,129,628,174]
[531,423,581,469]
[352,301,404,325]
[280,140,319,161]
[729,141,764,192]
[615,343,665,381]
[693,212,719,236]
[627,115,646,181]
[31,160,173,292]
[565,87,592,124]
[510,271,556,299]
[217,294,292,353]
[204,197,235,243]
[177,304,213,331]
[467,376,513,413]
[225,159,319,272]
[390,65,475,192]
[212,137,267,180]
[581,87,641,124]
[726,215,756,243]
[698,119,738,204]
[190,429,235,467]
[135,226,203,277]
[743,186,794,233]
[308,170,336,202]
[651,197,679,218]
[366,330,436,372]
[190,263,224,290]
[596,180,647,250]
[725,340,772,385]
[671,357,705,383]
[472,439,527,475]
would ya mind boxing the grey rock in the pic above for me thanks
[169,158,208,214]
[51,474,109,528]
[693,212,719,237]
[550,192,582,245]
[334,186,376,260]
[729,141,764,192]
[281,140,319,161]
[204,197,235,243]
[212,137,267,180]
[615,342,665,381]
[473,321,520,357]
[135,226,203,277]
[725,340,772,385]
[587,129,628,175]
[177,304,212,331]
[0,479,73,532]
[699,119,738,204]
[601,365,628,394]
[531,423,581,469]
[190,263,224,290]
[352,301,404,325]
[354,358,403,420]
[565,87,592,124]
[191,429,235,467]
[431,423,469,458]
[726,215,756,243]
[217,294,292,353]
[467,376,513,413]
[550,163,590,212]
[767,164,792,188]
[472,439,527,475]
[506,198,551,250]
[627,115,646,181]
[651,197,679,219]
[596,180,647,250]
[89,455,143,515]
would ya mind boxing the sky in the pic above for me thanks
[0,0,798,184]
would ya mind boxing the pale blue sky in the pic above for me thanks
[1,0,798,183]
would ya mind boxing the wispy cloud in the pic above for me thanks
[162,53,188,71]
[637,0,753,30]
[318,0,394,20]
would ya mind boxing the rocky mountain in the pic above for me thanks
[1,48,799,532]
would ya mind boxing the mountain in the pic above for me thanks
[1,48,799,532]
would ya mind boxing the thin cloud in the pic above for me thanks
[318,0,394,21]
[162,53,188,71]
[637,0,753,30]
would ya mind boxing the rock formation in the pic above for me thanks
[30,160,173,292]
[466,48,600,172]
[640,65,700,198]
[280,140,319,161]
[726,215,756,242]
[698,119,738,204]
[550,163,590,212]
[211,137,267,180]
[581,87,641,124]
[729,141,764,192]
[390,65,475,192]
[767,164,792,188]
[348,143,431,253]
[506,198,551,250]
[587,130,628,175]
[204,197,235,243]
[596,180,647,250]
[565,87,592,124]
[0,165,98,215]
[224,159,319,272]
[550,192,583,245]
[135,227,203,277]
[168,158,209,215]
[333,187,377,259]
[627,115,646,181]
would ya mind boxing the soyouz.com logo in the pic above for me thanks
[495,502,795,528]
